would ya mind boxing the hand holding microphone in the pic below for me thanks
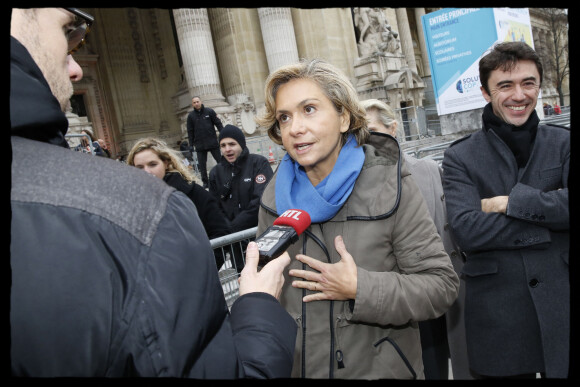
[239,241,290,300]
[255,209,311,266]
[239,208,310,299]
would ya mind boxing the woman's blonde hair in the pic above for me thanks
[255,58,370,147]
[127,137,200,185]
[359,98,401,138]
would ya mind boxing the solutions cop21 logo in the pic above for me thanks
[456,75,480,94]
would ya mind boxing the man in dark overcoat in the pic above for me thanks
[442,41,569,379]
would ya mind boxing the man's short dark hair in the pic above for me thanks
[479,41,543,95]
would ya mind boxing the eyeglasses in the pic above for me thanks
[64,8,94,55]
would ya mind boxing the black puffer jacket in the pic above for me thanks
[10,36,296,378]
[209,147,274,232]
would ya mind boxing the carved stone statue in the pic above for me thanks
[354,7,400,57]
[379,23,400,54]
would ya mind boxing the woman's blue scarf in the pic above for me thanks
[275,134,365,223]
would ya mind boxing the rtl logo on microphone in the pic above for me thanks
[279,209,304,220]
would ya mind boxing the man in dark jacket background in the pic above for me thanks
[442,41,569,378]
[10,7,296,378]
[187,96,223,188]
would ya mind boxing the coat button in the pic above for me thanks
[441,194,445,201]
[529,278,539,288]
[514,239,521,245]
[450,251,458,258]
[539,215,545,221]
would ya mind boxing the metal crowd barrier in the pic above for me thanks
[180,149,200,176]
[245,135,285,166]
[415,140,455,159]
[403,139,454,167]
[541,111,570,128]
[211,227,258,308]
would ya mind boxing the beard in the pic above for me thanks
[36,46,74,112]
[22,36,74,112]
[47,69,74,112]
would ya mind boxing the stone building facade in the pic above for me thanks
[68,8,568,159]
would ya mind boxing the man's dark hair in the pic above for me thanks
[479,41,543,95]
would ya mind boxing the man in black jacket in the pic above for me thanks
[11,7,296,378]
[210,125,274,233]
[187,96,223,188]
[209,125,274,272]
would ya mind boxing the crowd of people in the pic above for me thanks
[543,102,562,116]
[10,8,569,380]
[71,128,111,157]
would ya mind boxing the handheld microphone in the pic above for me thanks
[256,209,311,266]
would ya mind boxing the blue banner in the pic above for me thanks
[422,8,533,115]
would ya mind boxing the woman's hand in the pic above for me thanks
[289,235,357,302]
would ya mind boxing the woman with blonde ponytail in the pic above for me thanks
[128,137,231,268]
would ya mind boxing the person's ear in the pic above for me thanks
[389,121,398,137]
[480,86,492,103]
[339,111,350,134]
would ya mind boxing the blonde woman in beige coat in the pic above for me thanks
[362,98,473,380]
[255,59,459,379]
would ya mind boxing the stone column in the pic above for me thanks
[395,8,418,74]
[172,8,228,107]
[258,8,299,72]
[291,8,358,81]
[207,8,247,104]
[414,8,430,77]
[208,8,269,134]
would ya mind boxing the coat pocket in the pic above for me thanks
[335,316,419,379]
[374,335,417,379]
[461,259,498,277]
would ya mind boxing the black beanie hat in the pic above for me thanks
[219,124,246,149]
